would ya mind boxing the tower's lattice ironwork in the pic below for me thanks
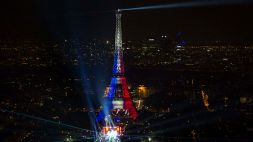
[97,10,137,125]
[113,11,124,75]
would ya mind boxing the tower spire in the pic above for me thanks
[113,9,124,76]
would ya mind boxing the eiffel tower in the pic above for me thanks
[96,9,138,135]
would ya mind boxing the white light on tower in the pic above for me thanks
[106,130,118,139]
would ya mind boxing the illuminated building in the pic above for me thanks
[132,85,149,110]
[201,88,213,112]
[133,98,144,110]
[201,90,210,109]
[96,9,138,138]
[137,85,148,97]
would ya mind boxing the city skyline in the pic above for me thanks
[0,0,253,141]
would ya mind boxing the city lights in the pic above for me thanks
[0,0,252,141]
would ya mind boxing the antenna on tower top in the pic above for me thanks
[116,9,121,13]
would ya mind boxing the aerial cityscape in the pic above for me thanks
[0,0,253,142]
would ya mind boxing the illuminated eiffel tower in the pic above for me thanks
[96,9,137,137]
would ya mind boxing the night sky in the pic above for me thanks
[0,0,252,41]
